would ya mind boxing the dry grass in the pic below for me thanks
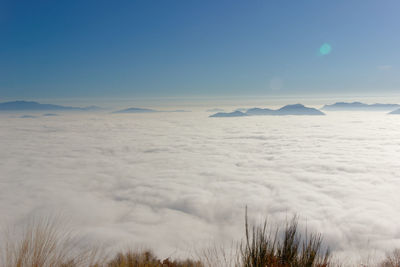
[0,217,203,267]
[2,211,400,267]
[240,209,330,267]
[379,249,400,267]
[198,243,241,267]
[106,250,203,267]
[0,217,101,267]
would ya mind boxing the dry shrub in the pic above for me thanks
[241,209,330,267]
[106,250,203,267]
[0,216,202,267]
[379,249,400,267]
[199,243,241,267]
[0,216,101,267]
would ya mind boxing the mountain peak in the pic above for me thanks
[278,104,305,109]
[209,111,248,117]
[210,104,324,117]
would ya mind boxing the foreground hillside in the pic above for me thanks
[1,214,399,267]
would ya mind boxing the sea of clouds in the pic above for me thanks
[1,110,400,263]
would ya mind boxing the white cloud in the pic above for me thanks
[1,111,400,262]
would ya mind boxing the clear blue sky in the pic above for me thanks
[1,0,400,99]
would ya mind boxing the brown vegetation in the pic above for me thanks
[0,212,398,267]
[106,250,202,267]
[241,212,330,267]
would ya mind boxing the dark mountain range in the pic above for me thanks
[210,104,324,117]
[0,101,101,111]
[322,102,400,111]
[274,104,324,115]
[388,108,400,114]
[209,111,248,117]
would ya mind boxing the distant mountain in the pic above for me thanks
[0,101,100,111]
[170,110,190,112]
[246,107,275,115]
[210,104,324,117]
[114,107,190,113]
[20,115,36,118]
[274,104,325,115]
[322,102,400,111]
[113,107,157,113]
[209,111,248,117]
[388,108,400,114]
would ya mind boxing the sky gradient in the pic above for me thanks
[1,0,400,99]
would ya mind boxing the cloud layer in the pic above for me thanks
[1,111,400,262]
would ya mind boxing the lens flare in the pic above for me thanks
[319,43,332,55]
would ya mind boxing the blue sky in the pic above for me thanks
[1,0,400,99]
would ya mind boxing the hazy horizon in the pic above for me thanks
[4,94,400,110]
